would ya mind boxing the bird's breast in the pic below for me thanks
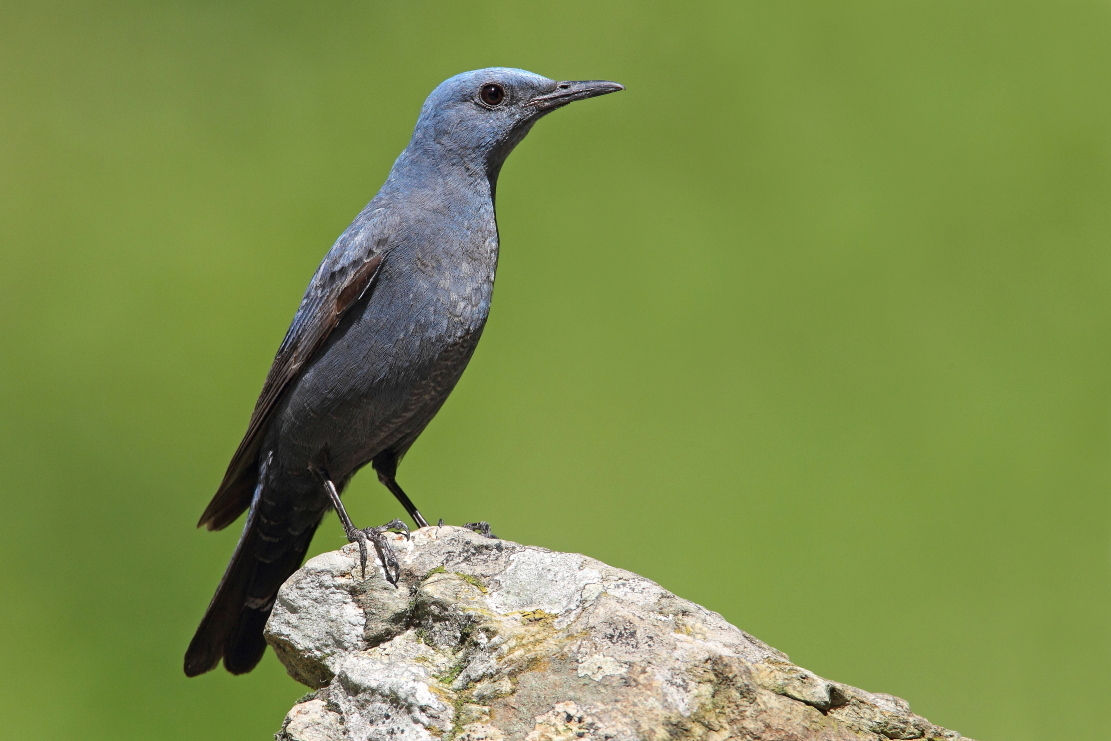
[364,224,498,372]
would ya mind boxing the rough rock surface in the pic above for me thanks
[266,526,970,741]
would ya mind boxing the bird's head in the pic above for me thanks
[406,68,624,182]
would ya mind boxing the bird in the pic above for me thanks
[184,68,623,677]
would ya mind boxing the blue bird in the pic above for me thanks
[185,68,623,676]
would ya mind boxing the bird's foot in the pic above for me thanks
[463,521,498,539]
[432,518,498,539]
[349,518,409,584]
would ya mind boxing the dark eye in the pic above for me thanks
[480,83,505,107]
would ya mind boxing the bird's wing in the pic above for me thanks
[197,209,391,530]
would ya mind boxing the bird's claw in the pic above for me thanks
[349,519,409,584]
[463,521,498,539]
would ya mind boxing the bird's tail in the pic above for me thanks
[184,475,321,677]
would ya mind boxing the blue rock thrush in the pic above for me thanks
[184,69,623,676]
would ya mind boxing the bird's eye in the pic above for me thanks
[480,83,505,107]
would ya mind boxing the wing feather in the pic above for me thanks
[197,211,390,530]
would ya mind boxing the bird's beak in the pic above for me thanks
[527,80,625,111]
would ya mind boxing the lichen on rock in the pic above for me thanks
[267,526,970,741]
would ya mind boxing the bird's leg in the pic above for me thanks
[375,467,430,529]
[315,471,409,584]
[370,455,491,538]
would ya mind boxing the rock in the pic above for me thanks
[266,526,970,741]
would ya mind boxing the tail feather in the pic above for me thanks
[222,608,271,675]
[184,477,321,677]
[198,465,259,531]
[224,521,320,674]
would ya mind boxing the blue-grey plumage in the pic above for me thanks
[185,69,623,677]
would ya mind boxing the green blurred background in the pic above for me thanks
[2,1,1109,738]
